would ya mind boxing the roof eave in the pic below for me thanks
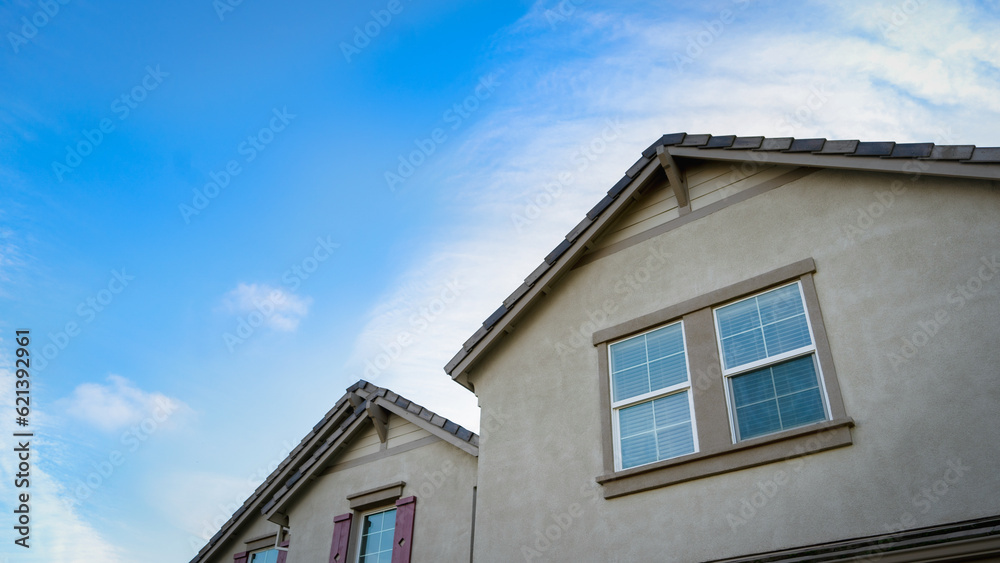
[667,146,1000,181]
[446,158,664,385]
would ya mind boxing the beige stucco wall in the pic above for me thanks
[199,416,476,563]
[285,427,477,563]
[200,513,281,563]
[469,167,1000,562]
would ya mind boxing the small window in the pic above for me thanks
[357,507,397,563]
[249,549,279,563]
[715,282,828,441]
[609,321,697,470]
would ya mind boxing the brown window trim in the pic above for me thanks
[594,258,852,499]
[346,481,405,511]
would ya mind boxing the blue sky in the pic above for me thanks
[0,0,998,561]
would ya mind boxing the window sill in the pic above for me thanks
[596,417,855,499]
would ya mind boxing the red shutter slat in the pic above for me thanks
[276,540,290,563]
[391,496,416,563]
[328,513,353,563]
[233,552,249,563]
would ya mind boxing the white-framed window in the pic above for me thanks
[609,320,698,470]
[714,281,829,441]
[249,549,280,563]
[357,506,397,563]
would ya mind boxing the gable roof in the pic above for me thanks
[444,132,1000,389]
[190,380,477,563]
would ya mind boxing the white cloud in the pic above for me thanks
[0,361,123,563]
[222,282,311,331]
[342,0,1000,431]
[60,374,186,433]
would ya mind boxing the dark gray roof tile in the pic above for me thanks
[758,137,794,151]
[850,141,894,156]
[641,132,687,157]
[483,305,507,329]
[286,471,302,488]
[965,147,1000,163]
[606,175,632,198]
[786,138,826,152]
[544,239,572,264]
[394,396,410,409]
[886,143,933,158]
[703,135,736,149]
[430,414,447,428]
[566,216,594,242]
[925,145,975,160]
[444,348,469,373]
[678,134,711,147]
[456,427,473,442]
[502,283,531,310]
[816,140,859,154]
[524,261,550,286]
[443,420,460,434]
[728,136,764,150]
[625,155,653,178]
[586,195,615,219]
[463,325,490,350]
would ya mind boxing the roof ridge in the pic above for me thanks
[444,132,1000,381]
[189,379,477,563]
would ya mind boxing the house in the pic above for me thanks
[195,133,1000,563]
[189,380,479,563]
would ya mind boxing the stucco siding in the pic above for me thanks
[469,169,1000,562]
[285,437,477,563]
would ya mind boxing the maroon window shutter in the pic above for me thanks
[276,540,290,563]
[328,513,353,563]
[391,496,416,563]
[233,552,249,563]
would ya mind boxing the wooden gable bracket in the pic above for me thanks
[656,146,690,215]
[366,403,389,444]
[348,393,364,409]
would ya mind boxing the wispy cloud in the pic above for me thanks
[342,0,1000,428]
[0,361,124,562]
[221,282,312,331]
[59,374,186,433]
